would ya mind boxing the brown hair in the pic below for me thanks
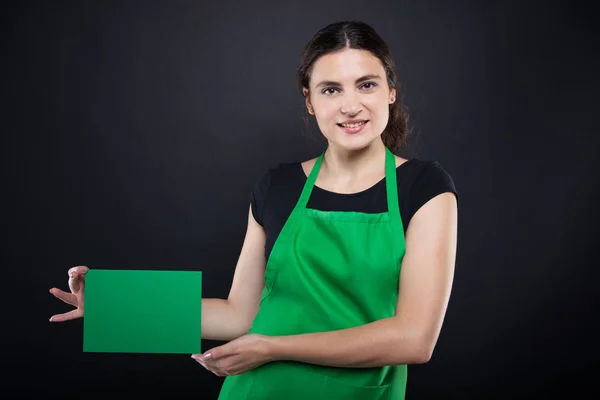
[297,21,410,153]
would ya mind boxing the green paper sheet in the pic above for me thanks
[83,269,202,354]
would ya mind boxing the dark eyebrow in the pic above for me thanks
[314,74,382,89]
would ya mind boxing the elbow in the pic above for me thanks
[413,336,436,364]
[388,320,439,364]
[413,345,433,364]
[402,334,436,364]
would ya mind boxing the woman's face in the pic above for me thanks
[303,48,396,152]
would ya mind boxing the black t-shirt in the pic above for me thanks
[251,158,459,260]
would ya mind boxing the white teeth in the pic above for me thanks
[340,121,366,128]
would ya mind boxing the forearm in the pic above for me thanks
[201,298,252,341]
[267,317,431,368]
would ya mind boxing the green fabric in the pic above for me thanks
[83,269,202,354]
[219,147,407,399]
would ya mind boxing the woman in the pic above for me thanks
[50,20,458,399]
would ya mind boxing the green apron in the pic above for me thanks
[218,147,407,400]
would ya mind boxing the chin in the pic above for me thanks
[329,134,381,152]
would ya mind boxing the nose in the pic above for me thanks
[340,92,362,116]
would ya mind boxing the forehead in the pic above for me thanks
[310,48,384,85]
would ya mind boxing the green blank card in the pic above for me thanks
[83,269,202,354]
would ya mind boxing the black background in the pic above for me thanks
[5,0,599,398]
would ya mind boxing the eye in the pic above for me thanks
[360,82,378,90]
[322,87,340,95]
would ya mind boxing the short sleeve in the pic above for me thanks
[250,169,272,226]
[407,161,458,224]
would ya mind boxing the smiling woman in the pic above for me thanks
[49,20,458,400]
[210,21,459,400]
[303,51,398,150]
[298,23,409,156]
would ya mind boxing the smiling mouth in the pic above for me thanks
[337,120,369,128]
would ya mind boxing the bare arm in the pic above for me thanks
[266,192,458,366]
[201,205,267,341]
[49,205,267,342]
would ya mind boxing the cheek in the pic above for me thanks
[364,95,387,110]
[312,101,337,120]
[367,98,390,119]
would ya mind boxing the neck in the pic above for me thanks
[321,139,387,181]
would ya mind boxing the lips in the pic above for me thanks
[337,120,369,134]
[337,119,369,128]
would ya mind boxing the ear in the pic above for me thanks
[389,88,397,105]
[303,87,314,115]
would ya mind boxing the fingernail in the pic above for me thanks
[202,352,212,360]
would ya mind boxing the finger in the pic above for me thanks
[192,356,219,375]
[68,275,85,294]
[68,265,89,278]
[49,309,83,322]
[203,358,229,373]
[202,347,223,361]
[49,288,77,306]
[67,266,88,294]
[192,355,211,365]
[192,356,216,372]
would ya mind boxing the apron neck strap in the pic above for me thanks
[295,146,400,218]
[295,151,323,211]
[384,146,401,220]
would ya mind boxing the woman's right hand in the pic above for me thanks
[49,265,89,322]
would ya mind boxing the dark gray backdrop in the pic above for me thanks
[5,0,598,398]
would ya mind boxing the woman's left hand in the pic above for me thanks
[191,333,275,377]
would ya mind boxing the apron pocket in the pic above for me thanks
[235,362,390,400]
[321,376,391,400]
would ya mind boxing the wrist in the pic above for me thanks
[262,335,283,362]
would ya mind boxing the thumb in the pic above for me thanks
[68,265,89,277]
[69,273,85,294]
[67,265,88,293]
